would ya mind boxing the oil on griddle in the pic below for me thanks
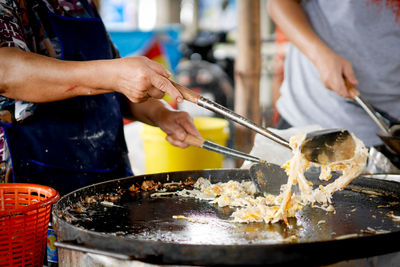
[58,173,400,245]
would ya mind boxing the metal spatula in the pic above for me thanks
[249,163,288,195]
[300,128,356,165]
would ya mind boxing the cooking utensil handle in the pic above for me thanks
[184,134,205,147]
[172,81,290,149]
[185,134,263,163]
[203,140,264,163]
[170,80,200,104]
[354,95,389,134]
[345,80,389,134]
[55,241,133,260]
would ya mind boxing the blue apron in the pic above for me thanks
[4,1,132,195]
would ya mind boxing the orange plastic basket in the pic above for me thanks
[0,183,59,267]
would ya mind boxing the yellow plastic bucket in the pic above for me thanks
[141,117,229,174]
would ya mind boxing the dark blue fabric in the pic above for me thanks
[5,2,132,195]
[47,11,113,61]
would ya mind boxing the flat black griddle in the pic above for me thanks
[52,169,400,266]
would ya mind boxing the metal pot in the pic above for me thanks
[378,126,400,155]
[52,169,400,266]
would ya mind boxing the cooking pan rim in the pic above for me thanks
[52,168,400,265]
[56,218,400,245]
[54,167,400,205]
[54,168,250,203]
[377,131,400,139]
[53,170,400,246]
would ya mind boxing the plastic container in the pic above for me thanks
[0,183,59,267]
[141,117,229,173]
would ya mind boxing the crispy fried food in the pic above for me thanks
[173,132,368,226]
[129,184,139,192]
[140,180,162,191]
[275,132,368,224]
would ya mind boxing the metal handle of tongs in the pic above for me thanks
[171,80,290,149]
[345,80,390,135]
[184,134,264,163]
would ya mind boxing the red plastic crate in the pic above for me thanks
[0,184,59,266]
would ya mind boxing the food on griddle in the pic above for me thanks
[83,195,98,204]
[386,211,400,222]
[72,204,86,213]
[276,132,368,224]
[175,177,302,223]
[129,178,196,196]
[184,177,196,186]
[140,180,162,191]
[171,132,367,225]
[129,184,139,192]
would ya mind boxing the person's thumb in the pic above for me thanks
[343,63,358,87]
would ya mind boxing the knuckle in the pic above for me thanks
[136,70,149,82]
[182,110,191,118]
[137,56,147,62]
[155,79,168,91]
[321,77,330,88]
[129,97,140,103]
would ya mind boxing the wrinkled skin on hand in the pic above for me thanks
[111,56,183,103]
[157,109,201,148]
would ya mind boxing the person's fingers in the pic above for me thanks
[177,114,201,137]
[147,87,165,99]
[172,126,187,141]
[335,77,351,98]
[156,110,198,148]
[166,135,189,148]
[150,75,183,103]
[118,79,149,99]
[343,63,358,86]
[126,95,149,103]
[125,90,148,103]
[323,67,353,98]
[144,57,172,78]
[339,63,358,98]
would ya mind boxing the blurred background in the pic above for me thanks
[95,0,288,174]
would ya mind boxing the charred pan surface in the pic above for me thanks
[53,169,400,266]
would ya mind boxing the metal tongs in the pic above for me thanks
[184,134,264,163]
[345,79,390,135]
[345,79,400,155]
[172,81,355,165]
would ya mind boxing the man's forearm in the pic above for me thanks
[0,47,112,102]
[124,98,172,126]
[267,0,332,65]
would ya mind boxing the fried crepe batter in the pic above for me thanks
[174,132,368,225]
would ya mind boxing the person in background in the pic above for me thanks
[267,0,400,148]
[0,0,200,195]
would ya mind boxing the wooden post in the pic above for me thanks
[234,0,261,163]
[156,0,182,25]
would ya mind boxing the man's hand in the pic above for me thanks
[313,48,358,98]
[156,109,201,148]
[109,56,183,103]
[124,99,200,148]
[267,0,358,99]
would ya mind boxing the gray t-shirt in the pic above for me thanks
[276,0,400,147]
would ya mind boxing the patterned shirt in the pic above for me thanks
[0,0,112,181]
[0,0,101,121]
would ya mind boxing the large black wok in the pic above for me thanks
[52,169,400,266]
